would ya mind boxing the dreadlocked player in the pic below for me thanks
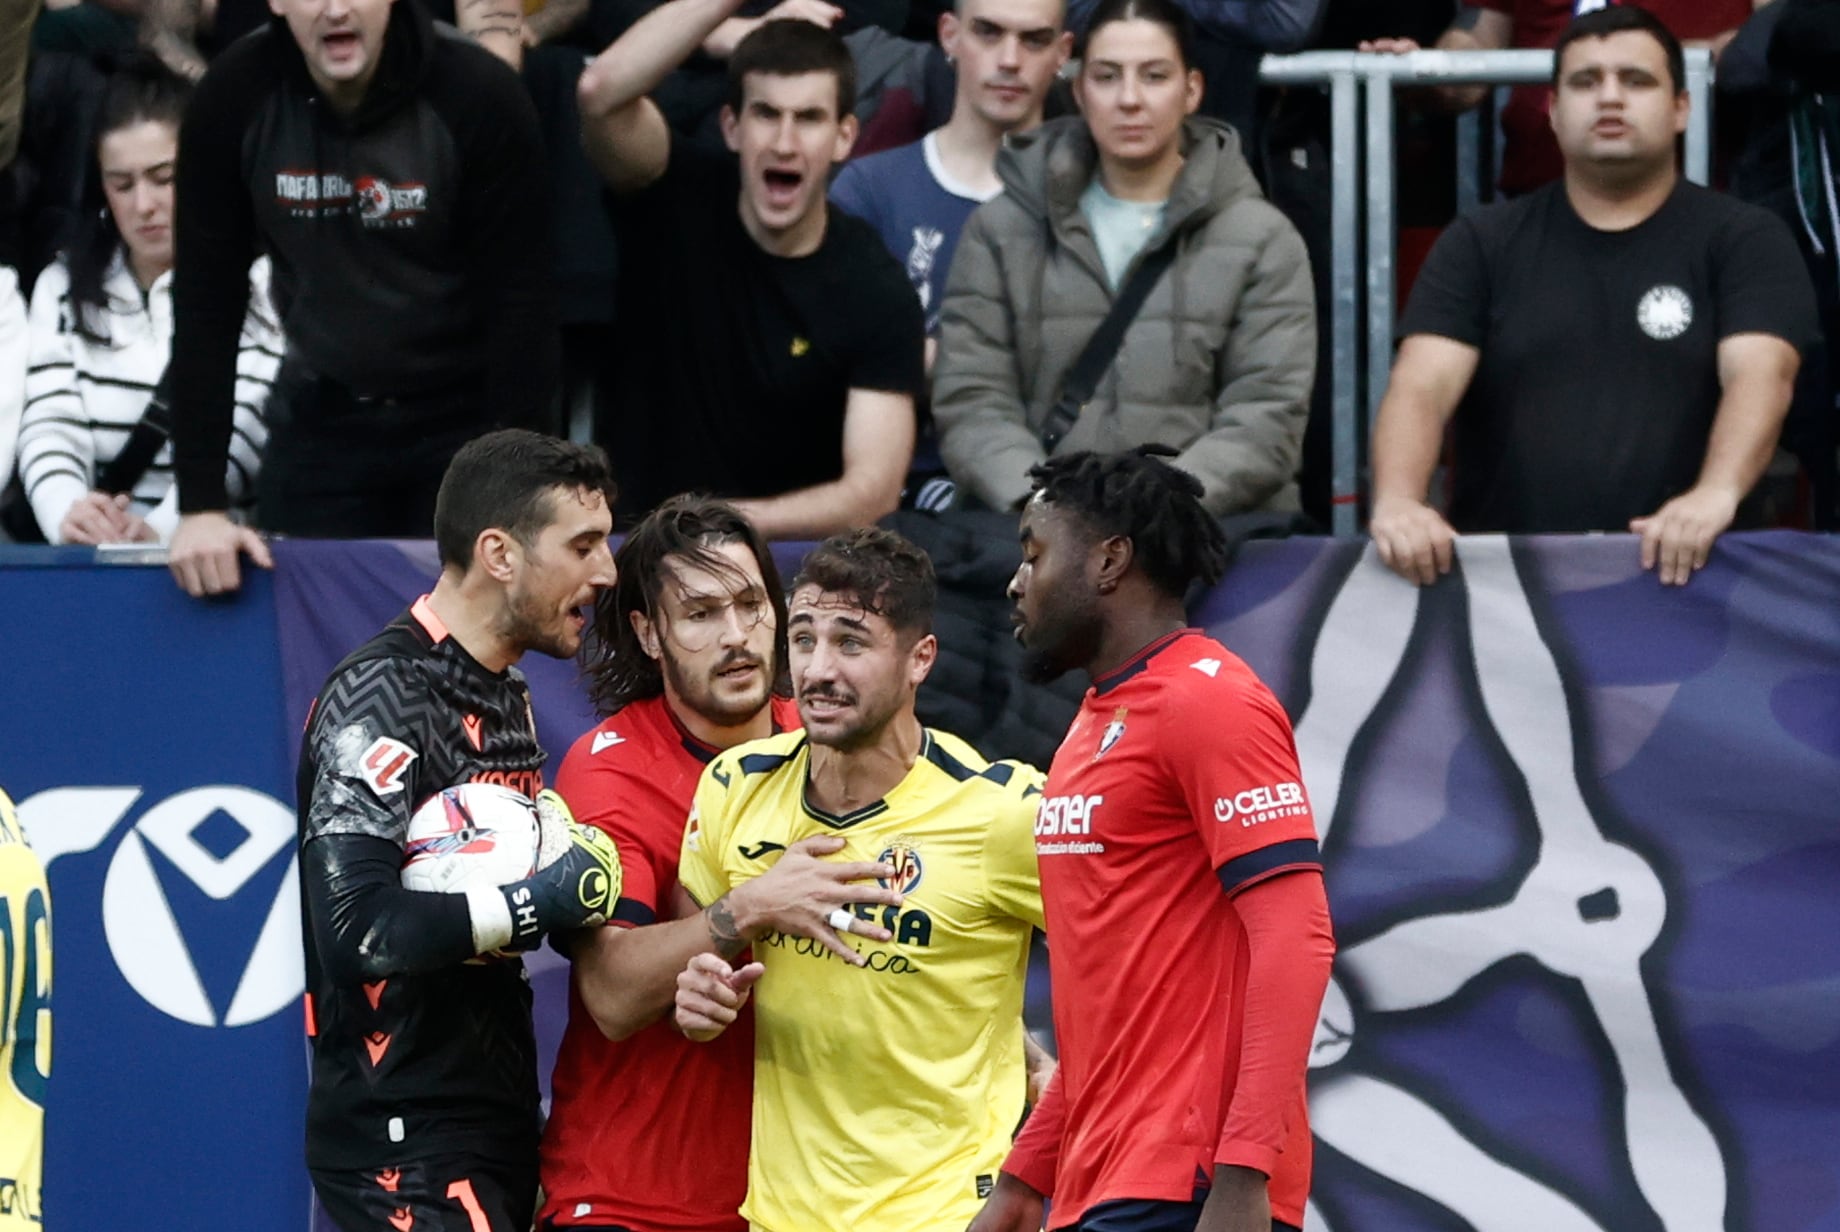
[978,446,1335,1232]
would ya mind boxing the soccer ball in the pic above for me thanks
[401,783,541,894]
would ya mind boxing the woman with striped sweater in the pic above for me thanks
[17,58,279,546]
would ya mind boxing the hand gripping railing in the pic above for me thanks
[1255,49,1715,534]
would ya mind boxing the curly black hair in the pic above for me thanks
[1026,446,1228,598]
[790,526,936,640]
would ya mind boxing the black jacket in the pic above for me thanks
[171,1,557,511]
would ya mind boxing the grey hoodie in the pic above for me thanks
[934,115,1316,514]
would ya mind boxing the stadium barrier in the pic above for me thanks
[1254,49,1716,535]
[3,529,1835,1231]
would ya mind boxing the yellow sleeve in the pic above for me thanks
[677,757,739,908]
[982,762,1046,929]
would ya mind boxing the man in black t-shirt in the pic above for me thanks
[579,2,924,537]
[1370,6,1818,587]
[299,430,622,1232]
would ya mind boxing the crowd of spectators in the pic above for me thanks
[0,0,1830,590]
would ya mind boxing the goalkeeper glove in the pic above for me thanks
[465,806,622,954]
[503,821,621,947]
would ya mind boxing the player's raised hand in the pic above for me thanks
[675,952,764,1042]
[724,834,904,965]
[965,1174,1045,1232]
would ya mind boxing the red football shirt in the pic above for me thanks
[1479,0,1752,193]
[539,694,801,1231]
[1029,630,1324,1229]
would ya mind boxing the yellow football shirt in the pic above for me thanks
[0,789,49,1227]
[679,728,1044,1232]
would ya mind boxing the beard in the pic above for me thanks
[661,643,772,728]
[1016,591,1102,686]
[503,588,576,661]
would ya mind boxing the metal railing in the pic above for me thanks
[1255,49,1716,534]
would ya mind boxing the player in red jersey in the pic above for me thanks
[541,495,904,1232]
[972,448,1336,1232]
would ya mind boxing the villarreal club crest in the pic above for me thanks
[878,839,924,894]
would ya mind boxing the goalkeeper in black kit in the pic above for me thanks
[297,430,623,1232]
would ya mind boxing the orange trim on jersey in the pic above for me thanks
[364,1031,393,1066]
[363,980,389,1010]
[410,594,449,644]
[304,993,317,1037]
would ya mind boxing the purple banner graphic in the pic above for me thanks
[270,533,1840,1232]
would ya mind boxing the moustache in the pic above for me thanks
[713,652,764,674]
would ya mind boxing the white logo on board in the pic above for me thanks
[19,786,302,1028]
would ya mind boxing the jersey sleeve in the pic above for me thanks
[1215,869,1335,1175]
[1002,1061,1063,1195]
[1712,207,1821,353]
[1163,677,1321,896]
[982,761,1046,929]
[302,658,431,846]
[1395,212,1490,348]
[554,733,665,927]
[676,755,740,909]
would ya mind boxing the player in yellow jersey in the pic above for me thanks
[0,788,49,1227]
[675,527,1046,1232]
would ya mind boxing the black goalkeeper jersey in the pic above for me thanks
[297,597,547,1170]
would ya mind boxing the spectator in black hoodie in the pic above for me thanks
[166,0,558,596]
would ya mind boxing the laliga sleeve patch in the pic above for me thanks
[360,736,418,797]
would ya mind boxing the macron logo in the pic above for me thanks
[1191,658,1222,677]
[591,731,626,755]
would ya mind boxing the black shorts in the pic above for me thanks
[1075,1195,1301,1232]
[311,1152,537,1232]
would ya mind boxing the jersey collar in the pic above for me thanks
[666,694,799,765]
[1092,628,1200,697]
[798,728,940,830]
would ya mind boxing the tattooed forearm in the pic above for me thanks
[706,895,748,959]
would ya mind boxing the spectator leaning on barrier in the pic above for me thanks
[578,5,924,540]
[1361,0,1759,198]
[831,0,1072,510]
[10,58,277,548]
[165,0,558,596]
[1369,6,1818,588]
[934,0,1316,517]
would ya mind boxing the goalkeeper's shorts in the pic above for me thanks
[311,1150,536,1232]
